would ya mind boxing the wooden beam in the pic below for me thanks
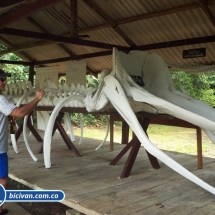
[28,64,35,85]
[78,3,201,34]
[70,0,78,37]
[27,16,99,77]
[0,35,34,62]
[0,1,209,54]
[27,16,77,57]
[36,34,215,65]
[34,50,112,65]
[10,32,215,66]
[134,34,215,50]
[198,0,215,27]
[79,23,110,34]
[0,60,32,66]
[0,40,56,54]
[27,16,48,32]
[2,33,215,67]
[116,3,200,25]
[0,28,129,50]
[83,0,136,47]
[0,0,65,30]
[0,0,24,7]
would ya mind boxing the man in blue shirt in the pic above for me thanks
[0,69,45,215]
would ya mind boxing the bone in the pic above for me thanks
[64,112,76,142]
[102,75,215,195]
[43,95,86,168]
[23,114,38,162]
[83,48,215,195]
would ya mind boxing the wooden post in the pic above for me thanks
[28,64,34,86]
[70,0,77,37]
[109,115,114,151]
[197,127,202,169]
[121,121,129,144]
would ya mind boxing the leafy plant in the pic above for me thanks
[86,75,99,88]
[171,70,215,106]
[0,48,29,84]
[69,113,108,127]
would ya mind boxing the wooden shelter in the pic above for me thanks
[2,1,215,214]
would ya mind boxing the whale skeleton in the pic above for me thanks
[42,48,215,195]
[6,78,109,159]
[8,84,81,159]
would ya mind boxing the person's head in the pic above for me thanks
[0,69,11,94]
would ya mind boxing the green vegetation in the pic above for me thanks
[0,44,29,84]
[171,70,215,106]
[69,113,109,127]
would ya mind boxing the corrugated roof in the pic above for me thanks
[0,0,215,75]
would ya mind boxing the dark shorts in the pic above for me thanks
[0,153,8,178]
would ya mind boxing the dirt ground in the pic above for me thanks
[7,179,79,215]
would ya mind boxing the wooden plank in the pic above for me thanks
[79,161,214,214]
[164,191,215,215]
[7,131,215,215]
[111,177,215,215]
[189,199,215,215]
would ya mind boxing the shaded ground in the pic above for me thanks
[7,179,73,215]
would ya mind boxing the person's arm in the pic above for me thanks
[9,89,45,118]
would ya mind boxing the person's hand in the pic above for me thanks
[35,89,45,101]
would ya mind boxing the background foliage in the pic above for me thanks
[0,44,29,83]
[171,70,215,106]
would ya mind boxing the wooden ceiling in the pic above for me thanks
[0,0,215,76]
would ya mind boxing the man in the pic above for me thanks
[0,69,45,215]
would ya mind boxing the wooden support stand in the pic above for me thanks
[110,117,160,179]
[9,112,43,145]
[12,111,81,157]
[37,112,81,157]
[109,112,203,179]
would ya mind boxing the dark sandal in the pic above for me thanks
[0,208,8,215]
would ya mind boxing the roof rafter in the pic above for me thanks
[3,33,215,67]
[0,27,129,50]
[82,0,136,47]
[198,0,215,27]
[2,34,215,67]
[27,9,98,75]
[34,50,112,65]
[134,34,215,50]
[34,33,215,65]
[70,0,78,37]
[0,59,32,66]
[0,0,25,7]
[0,1,210,55]
[0,40,55,55]
[0,35,34,62]
[0,0,65,30]
[27,16,76,59]
[116,3,199,26]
